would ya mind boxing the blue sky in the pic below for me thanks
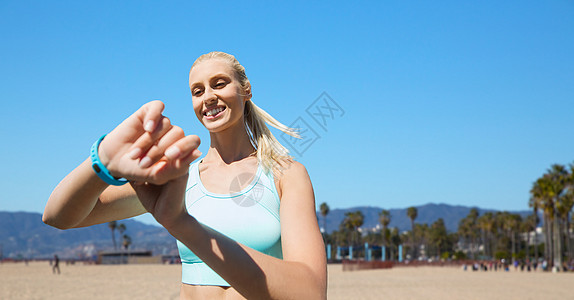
[1,1,573,225]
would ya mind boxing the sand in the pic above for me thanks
[0,262,571,299]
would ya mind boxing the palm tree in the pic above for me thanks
[531,176,554,265]
[458,217,472,258]
[571,211,574,261]
[522,214,538,263]
[537,164,569,269]
[407,206,418,259]
[117,223,127,254]
[505,213,522,263]
[478,212,495,258]
[415,223,430,259]
[319,202,330,236]
[467,208,480,258]
[379,209,391,259]
[556,165,574,262]
[389,227,401,261]
[333,226,350,247]
[118,223,127,239]
[430,218,448,259]
[342,211,364,249]
[108,221,118,250]
[528,196,540,264]
[557,187,574,262]
[458,209,480,259]
[122,234,132,251]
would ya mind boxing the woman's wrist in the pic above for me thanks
[90,134,128,186]
[97,137,111,167]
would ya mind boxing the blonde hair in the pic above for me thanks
[191,51,300,174]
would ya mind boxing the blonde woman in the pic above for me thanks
[43,52,327,299]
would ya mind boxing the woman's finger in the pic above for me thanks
[165,135,201,161]
[140,125,186,168]
[139,100,165,133]
[146,135,201,184]
[179,148,203,168]
[128,115,173,165]
[169,135,202,173]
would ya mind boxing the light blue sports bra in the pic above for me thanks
[176,160,283,286]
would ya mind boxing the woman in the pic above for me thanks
[43,52,327,299]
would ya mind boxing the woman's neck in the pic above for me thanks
[205,123,256,165]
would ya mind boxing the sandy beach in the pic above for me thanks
[0,262,571,299]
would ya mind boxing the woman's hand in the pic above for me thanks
[98,100,201,185]
[130,172,190,228]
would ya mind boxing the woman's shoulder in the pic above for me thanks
[282,160,307,175]
[269,159,309,199]
[274,159,311,187]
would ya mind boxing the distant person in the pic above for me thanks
[52,255,60,274]
[43,52,327,299]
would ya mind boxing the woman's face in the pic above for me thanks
[189,59,249,133]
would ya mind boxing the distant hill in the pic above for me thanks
[1,203,532,259]
[315,203,532,233]
[0,211,176,259]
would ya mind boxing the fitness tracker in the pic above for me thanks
[90,134,129,186]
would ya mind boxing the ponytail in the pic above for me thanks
[244,100,299,174]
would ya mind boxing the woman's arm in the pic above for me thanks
[43,158,145,229]
[43,100,202,230]
[163,161,327,299]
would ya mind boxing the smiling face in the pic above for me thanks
[189,59,251,133]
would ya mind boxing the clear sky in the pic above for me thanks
[1,1,573,225]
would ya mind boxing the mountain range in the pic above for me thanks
[0,211,176,260]
[0,203,531,259]
[315,203,531,234]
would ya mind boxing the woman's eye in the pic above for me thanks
[192,89,203,96]
[215,80,226,88]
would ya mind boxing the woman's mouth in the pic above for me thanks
[204,106,226,119]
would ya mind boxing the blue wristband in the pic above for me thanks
[90,134,128,186]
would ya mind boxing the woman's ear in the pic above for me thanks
[244,81,252,101]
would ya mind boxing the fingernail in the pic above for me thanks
[128,148,142,159]
[144,120,155,132]
[165,146,181,160]
[139,156,152,168]
[192,149,203,157]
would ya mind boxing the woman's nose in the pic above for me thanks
[203,88,217,105]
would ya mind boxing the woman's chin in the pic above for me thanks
[204,122,230,134]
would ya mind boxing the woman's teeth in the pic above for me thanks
[205,107,224,116]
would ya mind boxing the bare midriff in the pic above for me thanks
[180,284,246,300]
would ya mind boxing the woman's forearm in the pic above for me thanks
[165,214,326,300]
[43,158,110,229]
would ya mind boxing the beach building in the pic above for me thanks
[97,250,162,264]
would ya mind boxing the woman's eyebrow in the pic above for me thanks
[191,73,231,87]
[210,73,231,81]
[189,81,202,89]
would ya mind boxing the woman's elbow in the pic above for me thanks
[305,281,327,300]
[42,209,75,230]
[316,277,328,300]
[311,286,327,300]
[305,266,327,300]
[42,214,62,229]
